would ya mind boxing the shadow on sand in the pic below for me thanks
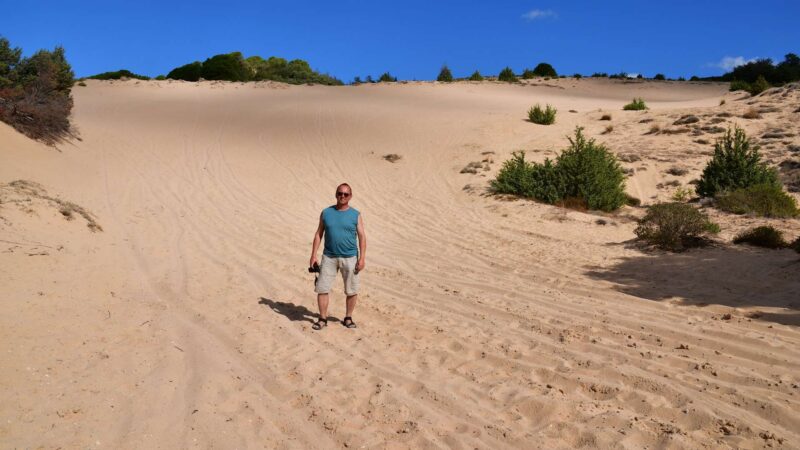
[258,297,339,324]
[585,245,800,326]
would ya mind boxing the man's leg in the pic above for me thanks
[345,294,357,318]
[318,293,330,319]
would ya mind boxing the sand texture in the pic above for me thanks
[1,78,799,449]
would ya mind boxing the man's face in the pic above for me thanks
[335,186,352,206]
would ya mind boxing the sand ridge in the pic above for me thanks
[1,78,798,449]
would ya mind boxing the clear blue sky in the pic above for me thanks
[2,0,798,81]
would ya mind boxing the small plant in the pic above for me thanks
[647,124,661,135]
[667,166,689,176]
[715,184,798,218]
[383,154,402,163]
[654,73,666,80]
[696,126,779,197]
[437,65,453,82]
[635,202,719,251]
[469,71,484,81]
[733,226,787,249]
[378,72,397,82]
[671,186,693,202]
[600,114,612,121]
[602,125,613,135]
[528,104,557,125]
[77,81,87,86]
[521,68,536,79]
[623,98,648,111]
[154,75,166,80]
[719,99,726,106]
[498,67,517,82]
[573,73,582,79]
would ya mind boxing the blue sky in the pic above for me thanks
[1,0,798,81]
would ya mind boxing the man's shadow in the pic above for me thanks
[258,297,339,324]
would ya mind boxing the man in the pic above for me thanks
[309,183,366,330]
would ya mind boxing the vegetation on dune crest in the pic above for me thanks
[533,62,557,77]
[498,67,517,82]
[527,104,557,125]
[378,72,397,82]
[0,36,74,144]
[492,127,626,211]
[654,73,666,80]
[166,52,342,85]
[437,65,453,82]
[468,70,484,81]
[87,69,149,80]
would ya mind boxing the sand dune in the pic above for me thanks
[1,78,799,449]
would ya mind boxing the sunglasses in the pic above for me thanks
[336,191,351,197]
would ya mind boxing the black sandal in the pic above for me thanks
[342,317,357,329]
[312,318,327,330]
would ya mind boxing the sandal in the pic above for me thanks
[342,317,357,329]
[312,318,327,330]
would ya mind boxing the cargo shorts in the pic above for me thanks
[314,255,360,296]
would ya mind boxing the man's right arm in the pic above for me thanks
[310,213,324,267]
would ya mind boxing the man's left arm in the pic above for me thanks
[356,214,367,272]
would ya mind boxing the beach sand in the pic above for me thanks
[1,78,799,449]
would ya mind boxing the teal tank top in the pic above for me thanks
[322,206,360,258]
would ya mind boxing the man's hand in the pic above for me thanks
[356,258,365,273]
[309,256,318,269]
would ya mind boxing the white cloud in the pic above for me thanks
[521,9,557,21]
[714,56,757,71]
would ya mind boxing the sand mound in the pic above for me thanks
[1,78,798,449]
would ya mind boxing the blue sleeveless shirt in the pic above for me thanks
[322,206,360,258]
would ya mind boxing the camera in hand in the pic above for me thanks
[308,262,320,273]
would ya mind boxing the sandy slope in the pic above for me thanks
[1,78,799,449]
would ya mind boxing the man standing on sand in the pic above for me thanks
[309,183,366,330]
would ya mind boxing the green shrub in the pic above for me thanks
[654,73,666,80]
[491,152,564,204]
[556,128,627,211]
[437,65,453,82]
[247,56,342,85]
[527,104,557,125]
[729,79,750,92]
[522,68,536,79]
[87,69,149,80]
[696,127,779,197]
[533,63,557,77]
[154,75,166,80]
[623,98,647,110]
[748,75,770,95]
[492,128,627,211]
[498,67,517,82]
[469,70,484,81]
[733,226,787,249]
[591,72,608,78]
[378,72,397,82]
[635,203,718,251]
[201,52,250,81]
[167,61,202,81]
[715,184,798,218]
[573,73,582,79]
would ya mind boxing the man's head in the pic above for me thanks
[335,183,352,207]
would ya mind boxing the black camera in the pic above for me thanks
[308,262,320,273]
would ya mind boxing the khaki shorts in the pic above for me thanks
[315,255,360,296]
